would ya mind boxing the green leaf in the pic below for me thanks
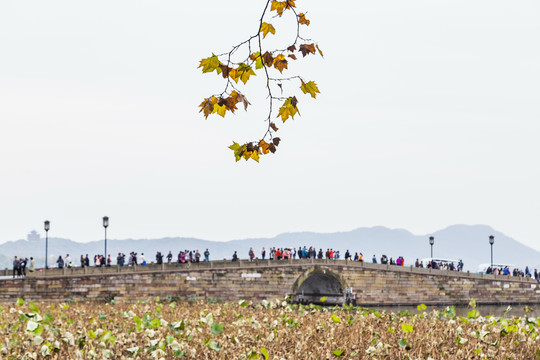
[29,302,40,314]
[239,300,249,307]
[88,330,96,339]
[401,324,413,333]
[333,349,344,357]
[320,297,327,303]
[388,327,395,333]
[417,304,427,311]
[211,322,224,335]
[261,347,269,360]
[16,298,24,306]
[459,316,470,324]
[43,313,54,325]
[208,341,221,352]
[331,314,341,323]
[468,309,480,319]
[248,350,260,359]
[398,338,408,348]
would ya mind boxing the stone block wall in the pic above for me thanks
[0,260,538,305]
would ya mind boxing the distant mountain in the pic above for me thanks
[1,225,538,272]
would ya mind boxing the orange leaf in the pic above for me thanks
[298,13,310,26]
[273,54,288,73]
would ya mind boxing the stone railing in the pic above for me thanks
[1,259,535,284]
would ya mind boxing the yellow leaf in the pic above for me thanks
[250,151,260,162]
[270,1,286,16]
[212,104,226,117]
[260,22,276,39]
[300,80,320,98]
[198,54,221,73]
[236,63,256,84]
[277,97,300,122]
[229,142,245,162]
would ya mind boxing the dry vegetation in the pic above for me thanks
[1,297,539,359]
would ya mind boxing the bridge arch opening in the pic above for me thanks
[291,267,347,305]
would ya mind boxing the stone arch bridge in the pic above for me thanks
[1,259,538,306]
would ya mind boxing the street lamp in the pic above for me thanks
[103,216,109,259]
[489,235,494,268]
[429,236,434,258]
[44,220,50,269]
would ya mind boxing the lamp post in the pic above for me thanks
[103,216,109,258]
[44,220,50,269]
[489,235,494,268]
[429,236,434,258]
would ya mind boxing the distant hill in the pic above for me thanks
[1,225,538,272]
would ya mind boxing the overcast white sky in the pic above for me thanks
[1,1,539,250]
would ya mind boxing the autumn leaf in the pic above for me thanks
[231,91,251,111]
[300,80,320,98]
[298,13,310,26]
[249,52,264,70]
[272,137,281,146]
[236,63,256,84]
[198,54,221,73]
[262,51,274,67]
[250,151,260,162]
[287,45,296,52]
[277,97,300,122]
[299,43,316,57]
[288,54,297,60]
[259,140,270,154]
[273,54,288,73]
[219,64,234,78]
[316,44,324,57]
[229,142,245,162]
[260,22,276,38]
[199,96,218,118]
[270,122,279,132]
[270,1,286,16]
[213,103,227,117]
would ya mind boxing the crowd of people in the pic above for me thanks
[9,246,538,283]
[11,256,35,278]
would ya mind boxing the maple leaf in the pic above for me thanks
[223,96,238,113]
[259,140,270,154]
[270,1,286,16]
[260,22,276,38]
[229,142,245,162]
[212,103,227,117]
[219,64,234,78]
[236,63,256,84]
[262,51,274,66]
[277,97,300,122]
[198,98,214,119]
[273,54,288,73]
[288,54,297,60]
[270,122,279,132]
[299,43,316,57]
[300,80,320,98]
[249,52,264,69]
[272,137,281,146]
[250,151,260,162]
[287,45,296,52]
[198,54,221,73]
[298,13,310,26]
